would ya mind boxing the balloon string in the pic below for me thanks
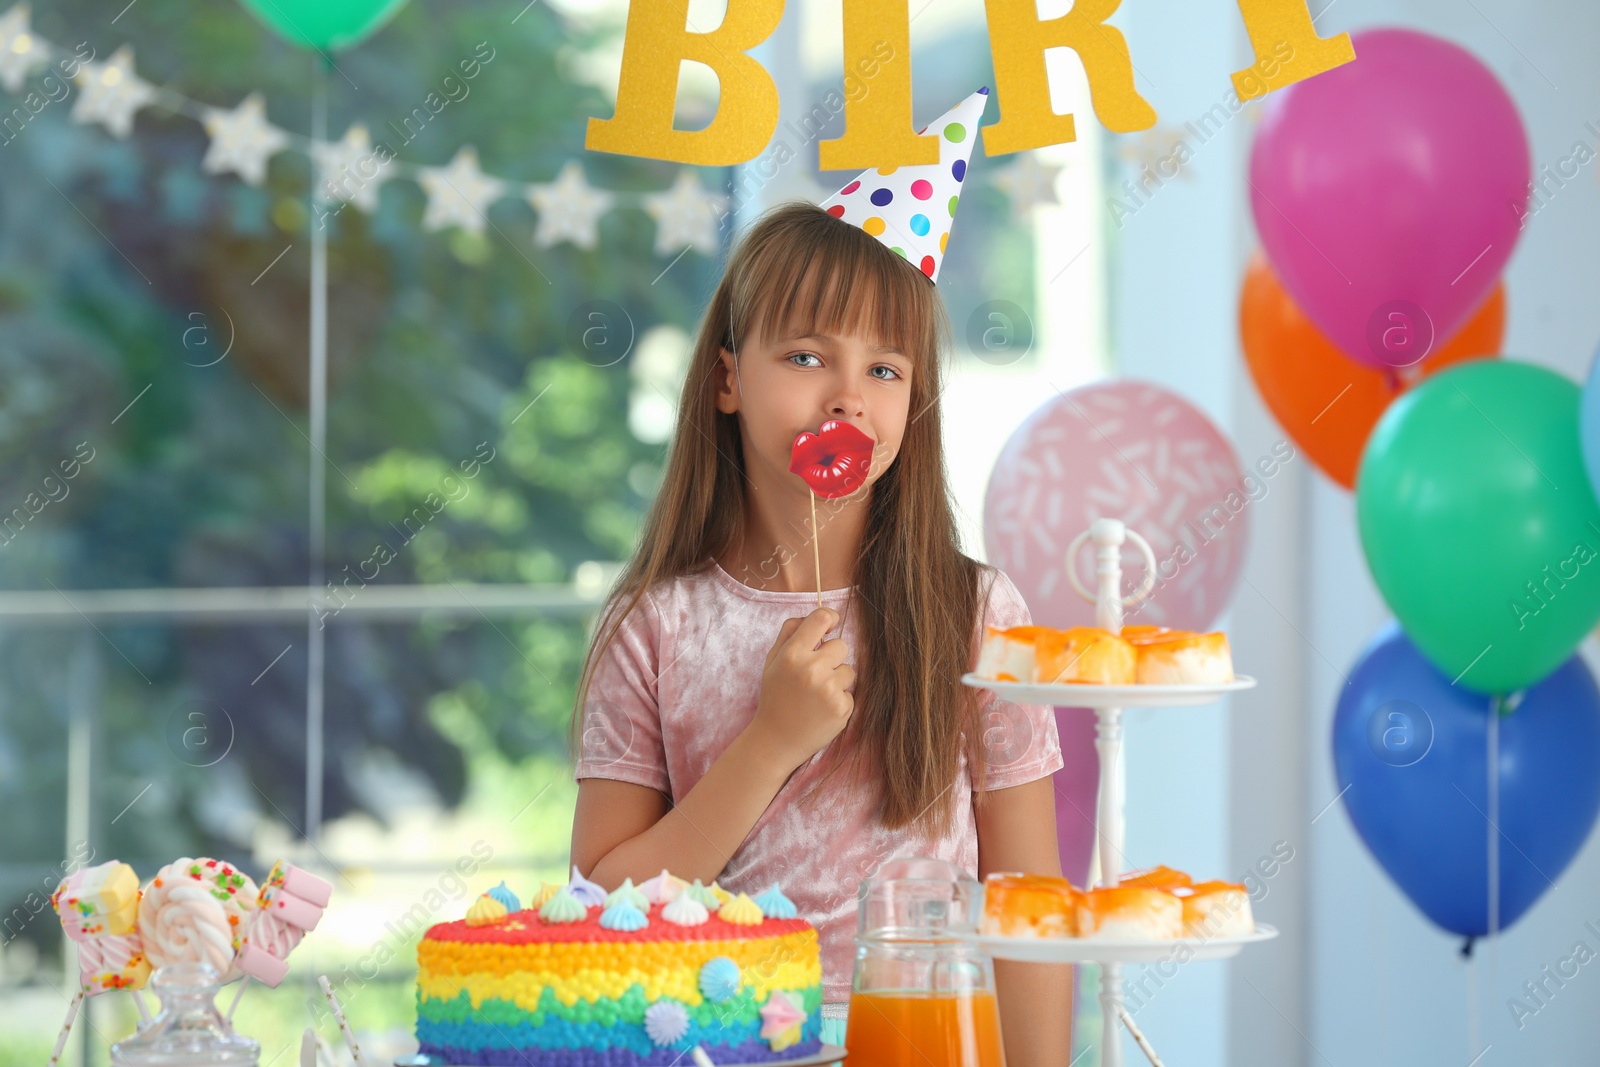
[1467,936,1480,1058]
[1460,936,1475,959]
[1488,703,1501,943]
[1487,698,1501,1032]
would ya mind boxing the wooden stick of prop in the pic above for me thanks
[809,488,822,610]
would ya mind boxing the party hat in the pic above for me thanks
[819,86,989,284]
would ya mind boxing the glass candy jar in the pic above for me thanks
[110,963,260,1067]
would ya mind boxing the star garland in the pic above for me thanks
[0,2,729,255]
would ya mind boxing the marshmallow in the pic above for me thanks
[236,861,333,987]
[52,861,140,940]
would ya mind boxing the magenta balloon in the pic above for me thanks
[1249,28,1529,370]
[983,379,1251,633]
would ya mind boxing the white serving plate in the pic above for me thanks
[978,923,1278,963]
[961,673,1257,708]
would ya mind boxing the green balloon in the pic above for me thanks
[1357,360,1600,695]
[235,0,409,51]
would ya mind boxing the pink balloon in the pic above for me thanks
[984,379,1249,633]
[1249,28,1529,370]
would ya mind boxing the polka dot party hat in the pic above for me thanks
[819,86,989,285]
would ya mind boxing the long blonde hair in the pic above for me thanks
[572,200,986,837]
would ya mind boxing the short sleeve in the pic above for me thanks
[573,590,672,794]
[972,567,1064,791]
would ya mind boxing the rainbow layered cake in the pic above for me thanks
[415,868,823,1065]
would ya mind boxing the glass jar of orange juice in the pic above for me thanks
[845,857,1006,1067]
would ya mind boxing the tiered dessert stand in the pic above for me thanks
[963,518,1276,1067]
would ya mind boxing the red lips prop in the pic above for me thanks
[788,420,875,499]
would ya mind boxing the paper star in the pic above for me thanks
[992,152,1063,222]
[313,124,389,211]
[643,169,728,257]
[71,45,156,139]
[201,93,289,185]
[0,4,46,93]
[1115,127,1195,182]
[527,161,613,250]
[418,146,505,234]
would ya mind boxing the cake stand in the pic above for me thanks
[963,518,1273,1067]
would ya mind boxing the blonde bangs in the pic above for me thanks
[726,206,943,390]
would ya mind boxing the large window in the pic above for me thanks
[0,0,1104,1059]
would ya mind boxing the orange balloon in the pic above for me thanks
[1240,252,1505,489]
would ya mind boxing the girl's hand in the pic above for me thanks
[746,607,855,773]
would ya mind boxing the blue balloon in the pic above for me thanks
[1333,623,1600,936]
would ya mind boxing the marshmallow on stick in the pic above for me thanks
[52,860,141,939]
[787,419,874,607]
[77,931,154,993]
[237,860,334,986]
[49,862,154,1066]
[51,861,153,991]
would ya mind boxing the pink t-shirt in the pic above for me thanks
[572,559,1063,1004]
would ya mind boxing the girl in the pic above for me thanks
[570,200,1071,1064]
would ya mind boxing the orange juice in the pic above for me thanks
[844,991,1006,1066]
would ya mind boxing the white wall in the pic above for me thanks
[1297,3,1600,1066]
[1114,1,1600,1066]
[1109,5,1272,1065]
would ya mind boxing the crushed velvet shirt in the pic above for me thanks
[572,559,1063,1003]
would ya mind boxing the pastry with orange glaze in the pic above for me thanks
[975,625,1136,685]
[1173,880,1254,939]
[1037,628,1136,685]
[974,625,1056,683]
[1123,627,1234,685]
[982,872,1079,938]
[1076,886,1182,940]
[1121,625,1170,645]
[1116,865,1192,893]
